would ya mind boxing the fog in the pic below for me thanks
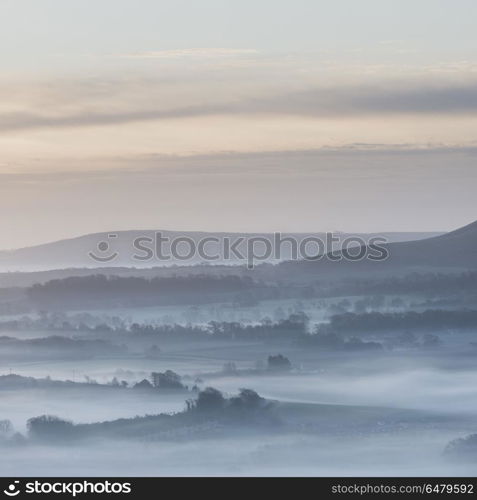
[2,252,477,476]
[1,431,475,477]
[3,324,477,475]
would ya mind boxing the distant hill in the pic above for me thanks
[273,220,477,281]
[373,219,477,269]
[0,229,441,273]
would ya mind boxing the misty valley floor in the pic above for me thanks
[3,243,477,475]
[2,336,477,476]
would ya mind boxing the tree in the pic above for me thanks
[133,379,153,389]
[151,370,184,390]
[27,415,74,441]
[0,420,13,437]
[194,387,226,412]
[229,389,264,410]
[109,377,120,387]
[267,354,292,371]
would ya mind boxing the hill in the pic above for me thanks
[0,229,441,273]
[271,219,477,281]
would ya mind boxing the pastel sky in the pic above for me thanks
[1,0,476,248]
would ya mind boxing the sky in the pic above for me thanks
[1,0,476,248]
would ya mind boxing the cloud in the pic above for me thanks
[1,81,477,133]
[237,83,477,116]
[120,48,259,59]
[0,107,213,131]
[2,144,477,183]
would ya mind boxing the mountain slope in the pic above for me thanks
[0,230,441,273]
[274,219,477,280]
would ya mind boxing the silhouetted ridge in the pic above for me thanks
[435,219,477,239]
